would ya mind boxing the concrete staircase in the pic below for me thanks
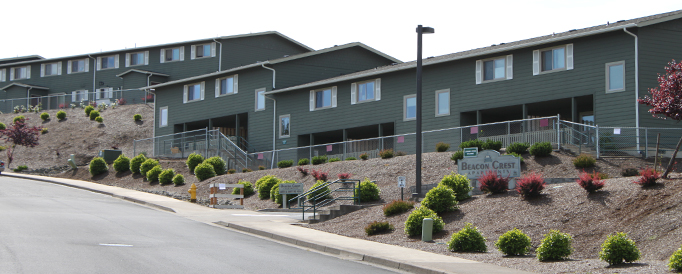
[306,205,363,224]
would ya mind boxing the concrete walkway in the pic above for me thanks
[1,172,533,274]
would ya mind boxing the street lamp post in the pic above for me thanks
[415,25,434,198]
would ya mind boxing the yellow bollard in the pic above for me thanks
[188,183,197,203]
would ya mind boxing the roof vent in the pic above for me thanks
[283,55,289,57]
[391,63,398,65]
[617,20,626,23]
[569,29,577,32]
[427,56,434,59]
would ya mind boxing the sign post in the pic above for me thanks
[398,176,406,200]
[279,183,304,209]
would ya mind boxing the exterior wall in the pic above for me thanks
[220,35,310,70]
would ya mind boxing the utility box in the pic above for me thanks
[100,150,122,163]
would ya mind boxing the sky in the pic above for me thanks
[1,0,681,62]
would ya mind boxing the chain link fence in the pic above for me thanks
[0,89,151,114]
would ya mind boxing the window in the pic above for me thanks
[9,65,30,80]
[71,90,88,102]
[97,55,119,70]
[161,47,184,63]
[126,51,149,67]
[309,86,337,111]
[159,107,168,127]
[606,61,625,92]
[215,75,238,97]
[255,88,266,111]
[404,94,416,121]
[96,88,113,99]
[475,55,512,84]
[435,89,450,116]
[351,79,381,104]
[183,82,204,103]
[67,59,89,74]
[192,43,216,59]
[41,62,62,77]
[279,114,290,138]
[533,44,573,75]
[0,69,5,82]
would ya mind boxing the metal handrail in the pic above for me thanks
[289,179,360,221]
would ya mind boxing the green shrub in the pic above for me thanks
[227,169,236,174]
[448,223,487,252]
[277,160,294,168]
[0,146,6,151]
[270,180,298,205]
[298,158,309,165]
[360,153,369,160]
[194,163,216,181]
[232,180,255,196]
[56,110,66,120]
[621,168,640,177]
[436,142,450,152]
[395,151,407,156]
[146,166,163,182]
[13,115,25,123]
[507,152,524,163]
[506,142,530,154]
[329,157,341,163]
[312,155,328,165]
[186,153,204,173]
[84,105,94,116]
[669,245,682,271]
[203,156,226,175]
[536,230,573,261]
[345,157,357,161]
[139,159,160,176]
[242,168,252,173]
[14,165,28,172]
[530,142,553,157]
[573,154,596,168]
[40,112,50,121]
[130,154,146,174]
[89,157,108,176]
[355,179,381,202]
[482,140,503,151]
[439,173,472,201]
[259,165,266,170]
[450,150,463,163]
[599,232,640,265]
[41,128,48,134]
[95,116,103,123]
[307,180,332,202]
[0,122,5,130]
[379,149,394,159]
[133,114,142,121]
[159,168,176,185]
[421,185,458,214]
[89,110,100,120]
[459,139,484,151]
[495,228,532,256]
[404,206,444,237]
[383,200,415,216]
[113,154,130,173]
[172,174,185,186]
[365,221,393,236]
[256,175,281,200]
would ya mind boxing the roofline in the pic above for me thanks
[0,55,44,63]
[143,63,266,90]
[0,83,49,91]
[116,69,170,78]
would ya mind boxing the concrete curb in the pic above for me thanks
[214,221,448,274]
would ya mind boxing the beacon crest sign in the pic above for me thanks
[457,150,521,179]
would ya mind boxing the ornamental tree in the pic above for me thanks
[0,118,41,169]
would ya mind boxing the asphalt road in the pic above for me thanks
[0,177,397,274]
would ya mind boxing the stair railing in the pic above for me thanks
[289,179,360,221]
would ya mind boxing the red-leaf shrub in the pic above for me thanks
[577,170,605,192]
[117,98,127,105]
[310,169,328,181]
[479,170,509,194]
[0,118,41,169]
[337,173,352,179]
[638,59,682,120]
[635,168,660,186]
[296,166,308,176]
[516,172,546,198]
[58,103,66,109]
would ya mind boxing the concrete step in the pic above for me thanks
[306,205,363,224]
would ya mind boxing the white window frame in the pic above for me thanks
[476,55,513,84]
[71,90,88,102]
[279,114,291,138]
[404,94,416,121]
[96,87,114,100]
[255,88,266,111]
[67,58,89,74]
[191,42,216,60]
[183,82,205,103]
[0,69,5,82]
[533,44,573,75]
[160,47,184,63]
[126,51,149,67]
[159,106,168,128]
[97,54,119,70]
[435,89,450,117]
[9,65,30,81]
[41,62,62,77]
[606,61,626,93]
[309,86,337,111]
[215,74,238,97]
[351,78,381,104]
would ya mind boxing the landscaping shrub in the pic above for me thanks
[506,142,530,154]
[621,167,640,177]
[365,221,393,236]
[355,179,381,202]
[40,112,50,121]
[13,115,25,123]
[270,180,298,205]
[337,172,351,180]
[41,128,48,134]
[139,159,160,176]
[84,105,94,116]
[312,155,328,165]
[593,172,609,180]
[232,180,255,196]
[113,154,130,173]
[203,156,227,175]
[459,139,484,151]
[669,245,682,271]
[0,146,6,151]
[277,160,294,168]
[482,140,503,151]
[495,228,532,256]
[345,157,357,161]
[56,110,66,121]
[404,206,444,237]
[258,165,265,170]
[0,122,5,130]
[227,169,236,174]
[573,154,596,168]
[379,149,394,159]
[530,142,552,157]
[360,153,369,160]
[298,158,309,165]
[516,172,546,198]
[297,166,309,176]
[383,200,414,216]
[479,170,509,194]
[395,151,407,156]
[507,152,524,163]
[89,110,100,120]
[146,166,163,182]
[95,116,103,123]
[329,157,341,163]
[436,142,450,152]
[186,153,204,173]
[194,163,216,181]
[89,157,108,176]
[599,232,640,265]
[450,150,463,163]
[310,170,328,181]
[159,168,175,185]
[172,174,185,186]
[307,180,332,203]
[14,165,28,172]
[577,170,605,193]
[130,154,146,174]
[421,185,458,214]
[448,223,487,252]
[439,173,472,201]
[242,168,252,173]
[256,175,281,200]
[635,168,660,186]
[536,230,573,261]
[133,114,142,121]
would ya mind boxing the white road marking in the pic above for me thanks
[99,243,133,247]
[232,214,289,217]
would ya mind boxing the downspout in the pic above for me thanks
[149,88,156,155]
[26,87,32,107]
[623,27,640,152]
[213,38,223,71]
[88,55,96,101]
[261,63,277,151]
[146,73,153,104]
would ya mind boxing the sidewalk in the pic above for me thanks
[2,172,533,274]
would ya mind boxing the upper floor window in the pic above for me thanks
[475,55,513,84]
[41,62,62,77]
[255,88,266,111]
[161,47,184,63]
[97,55,119,70]
[310,86,337,111]
[351,79,381,104]
[606,61,625,93]
[533,44,573,75]
[67,59,89,74]
[404,94,416,121]
[215,75,238,97]
[192,43,216,59]
[183,82,204,103]
[10,65,30,80]
[435,89,450,116]
[126,51,149,67]
[0,69,5,82]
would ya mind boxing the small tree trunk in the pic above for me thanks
[663,135,682,178]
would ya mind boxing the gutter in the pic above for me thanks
[623,27,640,152]
[213,38,223,71]
[88,55,96,101]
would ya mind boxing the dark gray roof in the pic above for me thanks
[116,69,170,78]
[0,83,49,91]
